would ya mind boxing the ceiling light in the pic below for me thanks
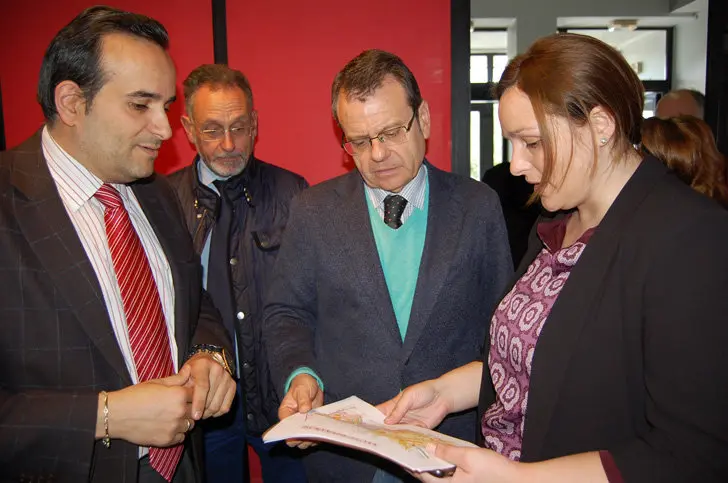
[608,19,639,32]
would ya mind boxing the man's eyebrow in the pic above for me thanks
[198,114,250,127]
[126,91,177,104]
[127,90,162,100]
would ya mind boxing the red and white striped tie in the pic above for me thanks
[95,184,182,481]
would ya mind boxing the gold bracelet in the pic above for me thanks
[101,391,111,448]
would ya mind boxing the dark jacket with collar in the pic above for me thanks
[0,132,232,482]
[478,156,728,482]
[168,156,308,433]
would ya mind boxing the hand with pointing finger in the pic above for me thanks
[278,374,324,449]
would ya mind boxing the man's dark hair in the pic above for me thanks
[37,5,169,123]
[183,64,254,117]
[331,49,422,125]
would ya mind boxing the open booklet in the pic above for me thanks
[262,396,477,474]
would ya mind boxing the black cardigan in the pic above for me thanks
[478,156,728,482]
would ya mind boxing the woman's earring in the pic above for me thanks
[599,138,608,146]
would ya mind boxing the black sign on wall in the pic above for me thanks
[451,0,470,177]
[0,80,5,152]
[212,0,228,65]
[706,0,728,155]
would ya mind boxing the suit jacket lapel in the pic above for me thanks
[401,164,462,361]
[521,157,664,459]
[131,179,192,362]
[333,172,402,345]
[10,134,131,385]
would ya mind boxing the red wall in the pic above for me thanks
[0,0,211,174]
[1,1,452,183]
[226,0,452,185]
[0,0,450,479]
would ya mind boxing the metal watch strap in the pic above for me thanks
[186,344,234,377]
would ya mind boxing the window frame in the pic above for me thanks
[557,26,674,94]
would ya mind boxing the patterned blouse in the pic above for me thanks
[481,215,594,460]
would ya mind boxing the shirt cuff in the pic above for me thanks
[599,450,625,483]
[284,367,324,394]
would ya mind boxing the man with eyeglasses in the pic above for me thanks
[263,49,512,482]
[168,64,308,483]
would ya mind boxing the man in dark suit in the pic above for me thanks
[0,7,236,483]
[263,49,512,483]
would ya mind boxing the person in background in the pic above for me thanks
[379,33,728,483]
[263,49,512,483]
[655,88,704,119]
[482,162,541,268]
[169,64,309,483]
[641,115,728,207]
[0,6,236,482]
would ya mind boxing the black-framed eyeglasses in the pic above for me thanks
[341,111,417,156]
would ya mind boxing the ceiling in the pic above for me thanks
[566,28,666,51]
[471,12,700,53]
[471,30,509,52]
[556,14,698,28]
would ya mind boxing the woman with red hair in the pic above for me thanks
[380,33,728,483]
[641,115,728,206]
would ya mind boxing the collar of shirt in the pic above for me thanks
[42,126,131,211]
[364,163,428,214]
[196,156,231,195]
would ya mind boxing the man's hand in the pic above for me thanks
[100,370,195,448]
[181,353,237,420]
[377,379,450,430]
[278,373,324,420]
[279,374,323,449]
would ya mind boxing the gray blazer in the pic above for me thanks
[263,161,512,482]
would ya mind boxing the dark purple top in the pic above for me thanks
[481,215,623,482]
[482,215,594,459]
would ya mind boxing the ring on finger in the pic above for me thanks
[185,418,192,432]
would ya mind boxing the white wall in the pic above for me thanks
[569,29,667,80]
[621,32,667,80]
[472,0,673,54]
[670,0,694,10]
[507,14,558,57]
[627,35,667,80]
[672,0,708,91]
[471,0,707,92]
[472,0,672,22]
[571,30,668,80]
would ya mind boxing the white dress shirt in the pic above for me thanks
[364,163,428,224]
[43,127,178,458]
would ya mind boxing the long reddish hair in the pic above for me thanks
[641,116,728,206]
[495,33,644,195]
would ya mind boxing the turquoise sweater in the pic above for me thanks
[365,182,429,340]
